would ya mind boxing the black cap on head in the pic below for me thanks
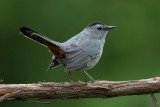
[87,21,105,27]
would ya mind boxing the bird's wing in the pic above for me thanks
[63,39,101,71]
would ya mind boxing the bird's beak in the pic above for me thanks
[105,26,116,30]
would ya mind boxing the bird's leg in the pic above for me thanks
[84,71,96,82]
[68,71,74,83]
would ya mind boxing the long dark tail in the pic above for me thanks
[19,27,66,70]
[20,27,58,47]
[19,27,65,58]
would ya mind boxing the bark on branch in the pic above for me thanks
[0,77,160,102]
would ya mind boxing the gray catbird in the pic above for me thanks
[20,21,115,82]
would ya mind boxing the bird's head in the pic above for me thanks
[84,21,116,39]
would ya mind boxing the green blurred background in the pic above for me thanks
[1,0,160,107]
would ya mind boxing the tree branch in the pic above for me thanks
[0,77,160,102]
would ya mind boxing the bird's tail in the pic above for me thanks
[19,27,65,58]
[19,27,60,47]
[19,27,66,69]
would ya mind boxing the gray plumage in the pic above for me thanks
[19,21,115,81]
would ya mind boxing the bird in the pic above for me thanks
[19,21,116,82]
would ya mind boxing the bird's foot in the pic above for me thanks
[70,80,75,83]
[89,79,98,82]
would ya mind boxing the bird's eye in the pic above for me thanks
[97,27,102,30]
